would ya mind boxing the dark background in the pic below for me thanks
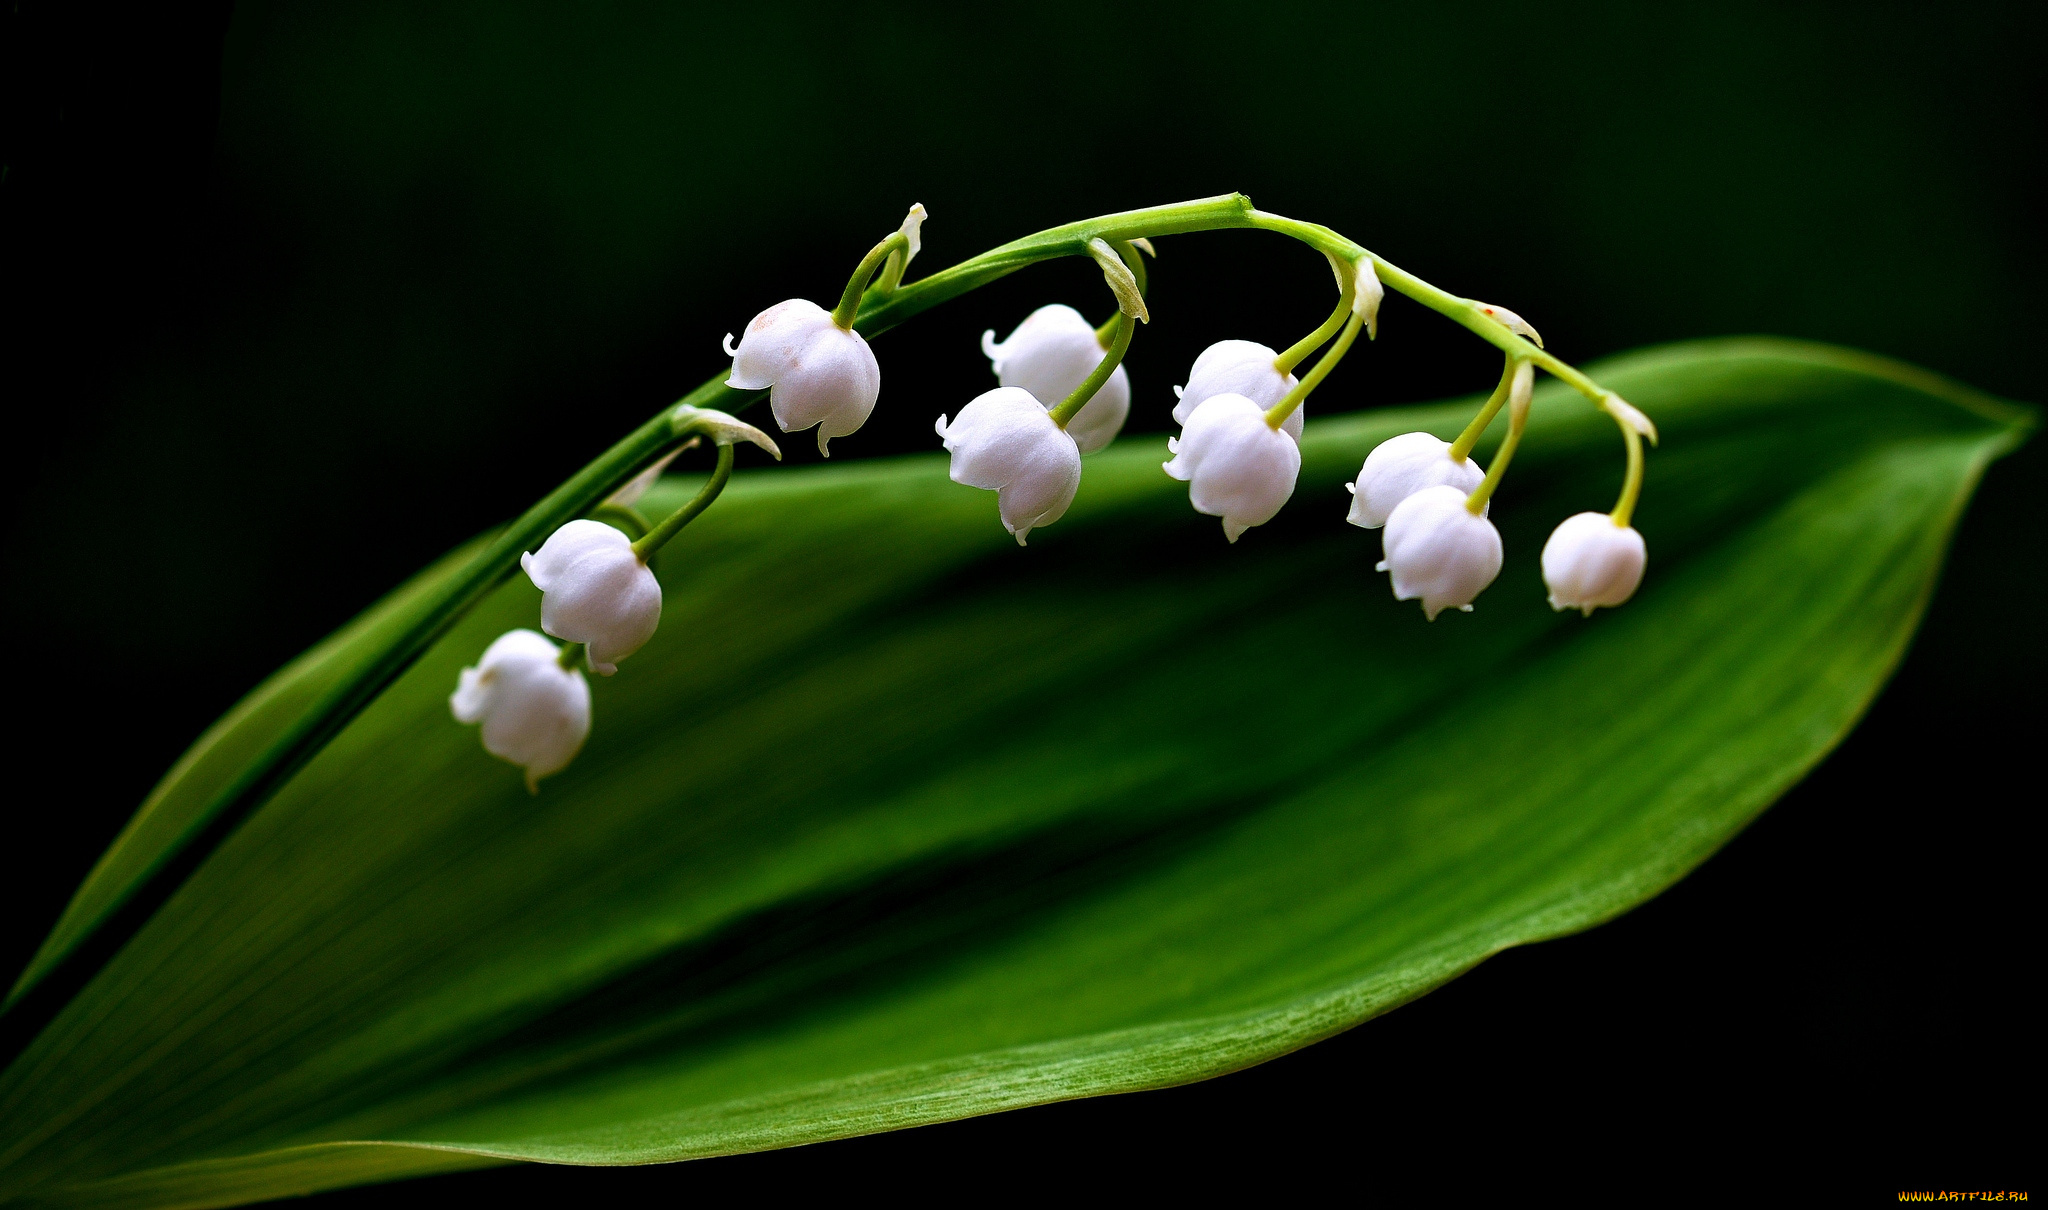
[3,0,2037,1196]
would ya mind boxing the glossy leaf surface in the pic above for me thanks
[0,340,2028,1208]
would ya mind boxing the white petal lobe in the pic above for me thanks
[1172,340,1303,441]
[1162,393,1301,542]
[983,304,1130,454]
[522,520,662,674]
[937,387,1082,544]
[1380,485,1503,619]
[723,299,879,454]
[449,629,592,791]
[1542,512,1647,615]
[1346,432,1486,529]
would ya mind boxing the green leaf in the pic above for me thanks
[0,340,2028,1207]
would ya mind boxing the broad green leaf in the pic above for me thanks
[0,339,2028,1207]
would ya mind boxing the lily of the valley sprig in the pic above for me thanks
[451,407,779,788]
[448,194,1660,788]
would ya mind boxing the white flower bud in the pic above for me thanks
[450,629,592,792]
[1345,432,1486,529]
[1171,340,1305,441]
[723,299,879,456]
[1379,484,1503,620]
[1542,512,1647,615]
[936,387,1082,545]
[520,520,661,675]
[1162,392,1301,543]
[980,304,1130,454]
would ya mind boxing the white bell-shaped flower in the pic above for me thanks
[723,299,879,455]
[1379,484,1503,620]
[981,304,1130,454]
[1171,340,1304,441]
[1346,432,1487,529]
[450,629,592,792]
[1162,392,1302,543]
[521,519,661,675]
[1542,512,1647,615]
[935,387,1082,545]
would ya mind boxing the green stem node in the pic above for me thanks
[1274,271,1357,377]
[1266,313,1363,429]
[1465,360,1534,514]
[1448,358,1519,463]
[1050,312,1134,428]
[631,442,735,561]
[830,231,911,329]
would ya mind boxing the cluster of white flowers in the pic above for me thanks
[446,202,1658,787]
[451,408,777,790]
[1346,360,1648,620]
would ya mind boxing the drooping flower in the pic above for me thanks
[521,520,661,674]
[981,304,1130,454]
[1379,484,1503,620]
[1163,392,1302,543]
[450,629,592,792]
[1171,340,1304,441]
[1346,432,1486,529]
[1542,512,1647,615]
[936,387,1082,545]
[724,299,879,455]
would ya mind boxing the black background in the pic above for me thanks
[2,0,2037,1197]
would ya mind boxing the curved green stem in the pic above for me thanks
[1448,357,1518,463]
[1465,361,1534,514]
[830,231,910,329]
[1611,422,1645,528]
[1050,312,1134,428]
[871,248,908,299]
[1266,313,1363,429]
[631,442,734,561]
[1237,209,1606,406]
[1274,280,1355,377]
